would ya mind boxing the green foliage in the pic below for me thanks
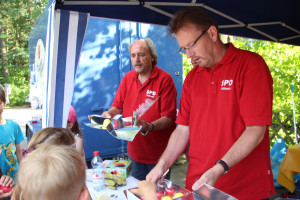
[233,37,300,144]
[0,0,47,105]
[182,53,193,80]
[8,84,29,106]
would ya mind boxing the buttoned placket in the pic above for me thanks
[209,70,217,94]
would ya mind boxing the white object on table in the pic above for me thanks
[86,169,139,200]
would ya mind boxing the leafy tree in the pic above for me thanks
[0,0,47,105]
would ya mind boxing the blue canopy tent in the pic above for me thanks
[54,0,300,46]
[33,0,300,130]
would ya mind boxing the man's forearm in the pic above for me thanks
[151,116,174,131]
[221,125,266,170]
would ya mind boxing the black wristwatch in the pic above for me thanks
[141,122,154,136]
[215,159,229,175]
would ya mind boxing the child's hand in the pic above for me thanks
[0,189,12,199]
[130,180,158,200]
[0,175,14,199]
[0,175,14,187]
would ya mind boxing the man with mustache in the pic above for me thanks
[102,38,177,180]
[146,7,275,199]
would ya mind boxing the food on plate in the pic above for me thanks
[102,119,111,129]
[97,194,111,200]
[161,196,172,200]
[173,192,184,199]
[165,187,176,197]
[156,190,164,200]
[104,171,126,190]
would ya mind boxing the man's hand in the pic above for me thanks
[137,119,150,132]
[101,111,112,119]
[192,164,224,191]
[146,164,165,183]
[101,107,123,119]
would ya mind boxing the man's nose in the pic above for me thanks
[135,56,141,62]
[186,49,194,58]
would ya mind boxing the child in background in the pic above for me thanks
[66,106,85,159]
[12,144,91,200]
[0,85,24,181]
[22,127,75,156]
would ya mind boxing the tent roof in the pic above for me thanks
[53,0,300,46]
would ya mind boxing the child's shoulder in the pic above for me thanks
[4,119,19,127]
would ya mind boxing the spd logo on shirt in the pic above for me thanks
[221,79,233,91]
[146,90,156,98]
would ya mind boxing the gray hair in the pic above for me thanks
[129,38,158,66]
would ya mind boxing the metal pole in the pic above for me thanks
[291,84,298,144]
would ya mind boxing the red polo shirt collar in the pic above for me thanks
[196,43,237,72]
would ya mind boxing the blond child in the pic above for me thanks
[13,144,90,200]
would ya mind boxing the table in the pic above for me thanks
[277,144,300,192]
[86,169,139,200]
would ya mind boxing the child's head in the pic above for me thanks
[0,85,6,116]
[0,85,5,103]
[67,106,82,137]
[23,127,75,157]
[17,144,87,200]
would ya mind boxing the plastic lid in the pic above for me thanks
[93,151,100,156]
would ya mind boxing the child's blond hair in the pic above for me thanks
[17,144,86,200]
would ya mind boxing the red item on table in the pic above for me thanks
[165,187,175,197]
[156,190,164,200]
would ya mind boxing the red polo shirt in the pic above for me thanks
[112,65,177,164]
[176,43,275,199]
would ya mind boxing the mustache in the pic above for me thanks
[133,62,143,67]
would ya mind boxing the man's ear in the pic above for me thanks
[78,187,92,200]
[208,26,218,41]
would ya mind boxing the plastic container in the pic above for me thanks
[91,151,105,191]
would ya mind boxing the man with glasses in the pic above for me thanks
[147,7,275,199]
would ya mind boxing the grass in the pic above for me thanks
[5,104,31,109]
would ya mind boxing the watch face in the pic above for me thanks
[141,131,149,136]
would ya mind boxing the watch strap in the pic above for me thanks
[149,122,154,131]
[141,122,153,136]
[215,159,229,175]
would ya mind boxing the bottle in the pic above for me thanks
[91,151,105,191]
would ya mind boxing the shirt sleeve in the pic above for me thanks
[14,122,25,145]
[239,53,273,126]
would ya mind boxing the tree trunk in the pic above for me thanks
[0,21,8,80]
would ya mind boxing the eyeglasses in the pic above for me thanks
[178,26,210,54]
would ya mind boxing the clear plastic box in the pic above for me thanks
[153,179,237,200]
